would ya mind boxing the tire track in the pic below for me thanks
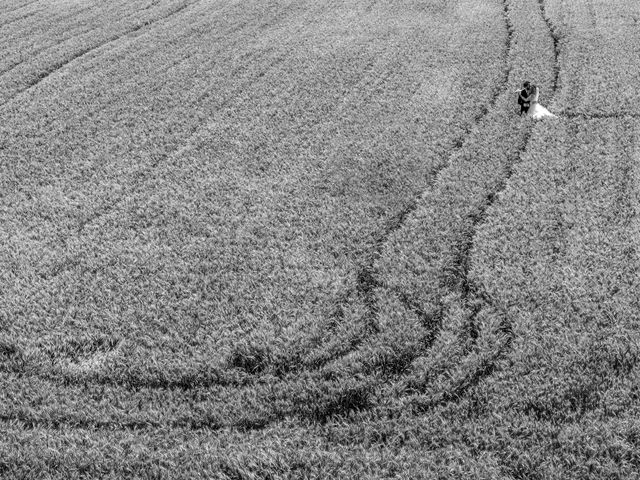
[295,15,514,377]
[537,0,560,91]
[397,0,560,410]
[395,0,519,382]
[430,0,561,403]
[446,0,516,312]
[375,32,510,330]
[273,0,518,386]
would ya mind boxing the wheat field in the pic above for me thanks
[2,0,640,478]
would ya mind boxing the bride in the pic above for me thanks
[528,84,556,119]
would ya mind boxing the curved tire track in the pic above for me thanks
[538,0,560,92]
[431,0,562,402]
[396,0,561,409]
[294,4,515,378]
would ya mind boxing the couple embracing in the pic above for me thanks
[517,81,556,119]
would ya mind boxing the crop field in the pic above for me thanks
[2,0,640,478]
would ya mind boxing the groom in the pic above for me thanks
[518,81,532,115]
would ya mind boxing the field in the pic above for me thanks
[1,0,640,478]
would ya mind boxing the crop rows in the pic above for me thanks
[1,419,511,479]
[4,0,639,477]
[0,0,39,17]
[0,0,546,449]
[0,0,508,437]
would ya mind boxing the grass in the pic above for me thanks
[2,0,640,478]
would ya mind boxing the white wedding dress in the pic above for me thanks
[528,87,556,119]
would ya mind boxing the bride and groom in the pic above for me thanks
[518,81,556,119]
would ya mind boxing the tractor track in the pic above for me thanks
[305,3,516,376]
[538,0,560,92]
[258,0,526,406]
[442,0,562,400]
[458,0,561,381]
[397,0,562,413]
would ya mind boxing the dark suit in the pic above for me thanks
[518,88,531,115]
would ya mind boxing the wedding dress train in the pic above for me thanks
[528,87,556,119]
